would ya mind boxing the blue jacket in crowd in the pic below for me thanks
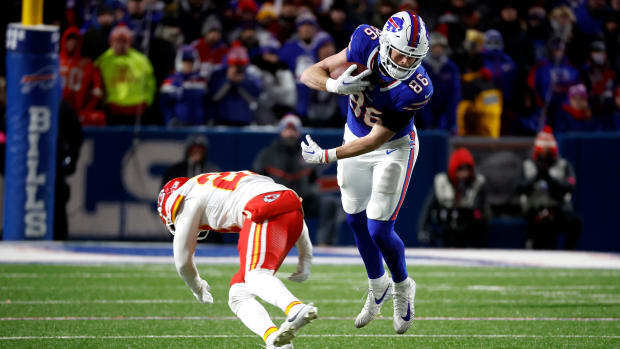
[420,57,461,133]
[160,72,208,126]
[207,65,262,126]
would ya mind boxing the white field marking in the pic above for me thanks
[1,316,619,322]
[3,270,619,279]
[3,298,620,305]
[2,284,618,293]
[0,334,619,340]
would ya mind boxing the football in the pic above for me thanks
[329,62,369,80]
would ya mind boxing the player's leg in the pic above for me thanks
[243,209,317,346]
[338,135,385,277]
[366,129,419,334]
[230,219,284,346]
[228,282,281,345]
[338,131,395,328]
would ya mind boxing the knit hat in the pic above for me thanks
[279,114,302,133]
[533,126,558,160]
[227,46,250,66]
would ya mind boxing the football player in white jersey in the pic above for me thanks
[299,11,433,334]
[157,171,316,348]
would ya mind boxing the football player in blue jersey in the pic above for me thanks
[299,11,433,334]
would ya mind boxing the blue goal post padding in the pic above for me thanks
[3,24,60,240]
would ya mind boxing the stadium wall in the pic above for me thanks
[64,127,619,252]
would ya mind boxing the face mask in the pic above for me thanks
[591,52,606,65]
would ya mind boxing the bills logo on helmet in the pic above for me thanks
[263,193,281,203]
[386,17,404,33]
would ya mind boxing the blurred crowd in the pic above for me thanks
[1,0,617,135]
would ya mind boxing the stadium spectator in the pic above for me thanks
[178,0,215,44]
[148,16,182,87]
[279,12,334,120]
[482,30,517,116]
[230,19,281,63]
[490,2,526,69]
[207,46,262,126]
[126,0,162,54]
[59,26,104,124]
[81,4,117,60]
[549,5,576,43]
[419,32,459,133]
[304,36,342,127]
[528,36,581,129]
[601,8,620,72]
[370,0,397,30]
[95,26,156,125]
[274,0,299,44]
[160,46,208,126]
[253,45,297,125]
[55,101,83,240]
[523,6,551,67]
[192,16,228,79]
[418,147,488,248]
[457,31,503,138]
[570,1,608,67]
[518,127,581,250]
[253,114,343,246]
[161,135,219,187]
[554,84,600,133]
[256,2,281,40]
[320,2,356,52]
[580,41,616,116]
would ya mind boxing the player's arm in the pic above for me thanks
[289,220,313,282]
[301,122,395,163]
[172,202,213,304]
[300,48,370,94]
[336,122,395,158]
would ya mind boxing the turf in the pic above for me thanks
[0,264,619,348]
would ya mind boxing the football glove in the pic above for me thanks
[192,279,214,304]
[326,65,371,95]
[288,255,311,283]
[300,135,337,164]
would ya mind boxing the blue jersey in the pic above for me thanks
[345,25,433,139]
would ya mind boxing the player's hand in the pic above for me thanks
[192,279,214,304]
[289,255,311,283]
[326,65,371,95]
[301,135,326,164]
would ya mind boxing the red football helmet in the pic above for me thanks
[157,177,189,234]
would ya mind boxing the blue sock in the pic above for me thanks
[346,211,385,279]
[367,219,408,283]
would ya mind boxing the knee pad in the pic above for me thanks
[228,283,255,315]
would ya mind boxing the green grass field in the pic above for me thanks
[1,263,619,348]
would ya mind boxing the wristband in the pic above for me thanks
[324,148,338,163]
[325,78,338,93]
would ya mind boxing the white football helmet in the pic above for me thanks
[380,11,430,80]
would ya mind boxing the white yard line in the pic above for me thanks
[0,334,618,340]
[0,316,618,322]
[2,271,619,280]
[3,298,620,305]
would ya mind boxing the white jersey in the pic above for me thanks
[163,171,289,232]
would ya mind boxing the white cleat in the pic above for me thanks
[354,281,392,328]
[392,277,416,334]
[271,303,318,346]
